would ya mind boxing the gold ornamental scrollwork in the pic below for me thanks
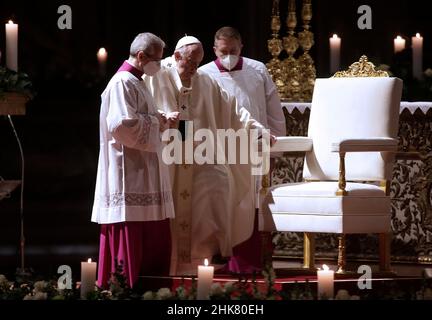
[333,55,389,78]
[266,0,286,98]
[267,0,316,102]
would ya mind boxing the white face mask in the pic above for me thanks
[143,60,161,76]
[219,55,239,71]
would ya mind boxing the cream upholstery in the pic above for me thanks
[262,182,390,234]
[304,78,401,181]
[260,76,403,272]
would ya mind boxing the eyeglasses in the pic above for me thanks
[143,52,162,63]
[180,57,200,68]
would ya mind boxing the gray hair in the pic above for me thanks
[175,43,202,58]
[129,32,165,57]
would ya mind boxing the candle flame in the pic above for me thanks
[8,20,14,24]
[204,258,209,266]
[332,34,338,39]
[322,264,329,271]
[87,258,92,263]
[98,47,107,55]
[396,35,402,40]
[416,33,421,38]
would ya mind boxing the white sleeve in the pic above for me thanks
[144,68,178,114]
[222,86,267,136]
[106,79,160,152]
[262,67,286,137]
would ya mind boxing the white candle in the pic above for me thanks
[317,264,334,299]
[80,258,97,299]
[394,35,406,54]
[329,34,341,74]
[412,33,423,80]
[5,20,18,72]
[97,47,108,76]
[197,258,214,300]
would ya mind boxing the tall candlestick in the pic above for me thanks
[394,35,406,54]
[197,259,214,300]
[317,264,334,299]
[412,33,423,80]
[329,34,341,74]
[80,258,97,299]
[97,47,108,76]
[5,20,18,72]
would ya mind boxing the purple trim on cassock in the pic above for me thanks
[117,61,144,80]
[214,56,244,73]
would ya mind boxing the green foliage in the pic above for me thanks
[0,66,36,100]
[1,265,432,300]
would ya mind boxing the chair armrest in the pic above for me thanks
[331,138,398,153]
[271,136,313,153]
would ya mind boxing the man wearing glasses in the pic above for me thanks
[92,33,175,289]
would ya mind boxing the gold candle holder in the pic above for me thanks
[266,0,286,97]
[266,0,316,102]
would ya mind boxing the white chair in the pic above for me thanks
[260,56,403,273]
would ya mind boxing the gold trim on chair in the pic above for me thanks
[333,55,389,78]
[336,153,348,196]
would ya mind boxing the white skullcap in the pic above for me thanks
[175,35,201,50]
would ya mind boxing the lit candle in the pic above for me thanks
[394,35,406,54]
[317,264,334,299]
[329,34,341,74]
[80,258,97,299]
[97,47,108,76]
[197,258,214,300]
[412,33,423,80]
[5,20,18,72]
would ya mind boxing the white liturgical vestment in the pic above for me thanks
[144,67,267,274]
[92,68,175,224]
[199,57,286,137]
[200,57,286,208]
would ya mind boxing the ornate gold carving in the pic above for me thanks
[282,0,301,101]
[336,152,348,196]
[267,0,286,98]
[261,174,271,190]
[267,0,316,102]
[333,55,389,78]
[298,0,316,102]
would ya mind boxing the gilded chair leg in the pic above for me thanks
[337,234,346,274]
[379,233,391,272]
[303,232,315,269]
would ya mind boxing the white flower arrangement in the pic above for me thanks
[156,287,173,300]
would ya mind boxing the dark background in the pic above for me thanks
[0,0,431,278]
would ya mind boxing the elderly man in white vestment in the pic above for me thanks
[144,35,275,275]
[199,26,286,273]
[91,32,175,288]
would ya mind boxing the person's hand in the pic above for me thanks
[156,111,168,132]
[166,111,180,129]
[270,134,277,147]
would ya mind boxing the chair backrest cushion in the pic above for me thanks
[303,77,403,181]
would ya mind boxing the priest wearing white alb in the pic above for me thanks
[91,33,175,288]
[199,26,286,273]
[144,35,275,275]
